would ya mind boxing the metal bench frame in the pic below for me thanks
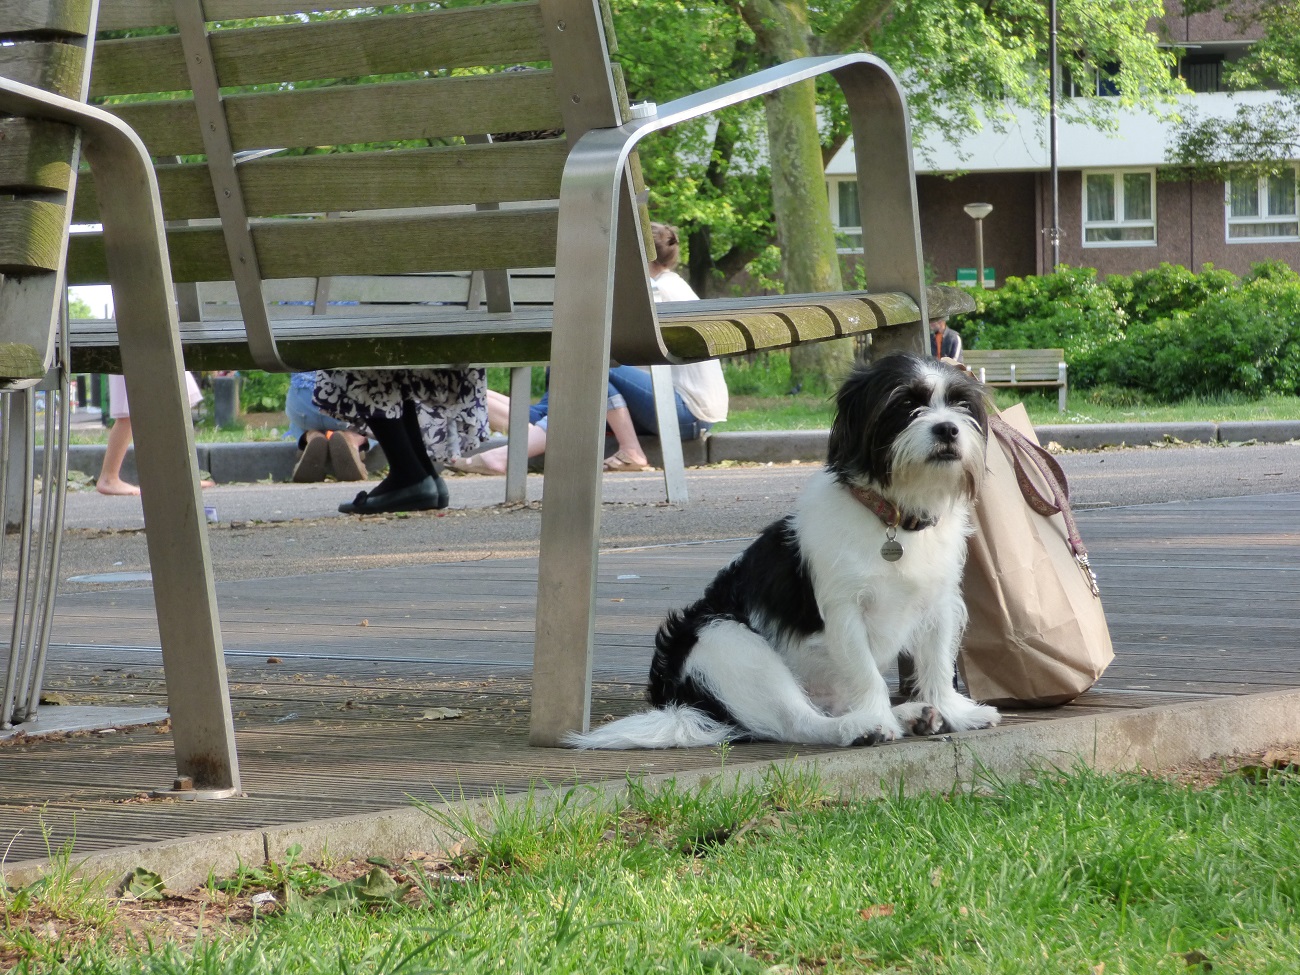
[3,0,968,794]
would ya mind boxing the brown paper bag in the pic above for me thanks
[958,403,1114,707]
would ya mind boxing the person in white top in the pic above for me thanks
[450,221,729,475]
[601,222,728,471]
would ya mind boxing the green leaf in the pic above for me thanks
[124,867,166,901]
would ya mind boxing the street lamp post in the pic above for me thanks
[963,202,993,289]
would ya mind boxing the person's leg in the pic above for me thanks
[452,421,547,474]
[608,364,700,441]
[603,406,649,468]
[96,417,140,496]
[486,388,512,434]
[367,410,429,493]
[286,381,352,442]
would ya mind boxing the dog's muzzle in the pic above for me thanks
[929,421,963,461]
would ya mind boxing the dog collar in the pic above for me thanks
[849,486,938,532]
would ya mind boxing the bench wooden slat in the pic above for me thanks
[67,208,561,285]
[0,200,68,273]
[103,73,564,158]
[72,141,569,223]
[0,0,94,36]
[0,41,86,97]
[97,0,490,30]
[90,5,549,96]
[68,289,968,372]
[0,118,76,192]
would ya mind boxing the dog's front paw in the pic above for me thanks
[938,699,1001,732]
[839,713,903,747]
[892,701,947,737]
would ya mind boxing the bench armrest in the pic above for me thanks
[556,53,925,365]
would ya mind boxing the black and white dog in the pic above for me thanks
[568,352,1001,749]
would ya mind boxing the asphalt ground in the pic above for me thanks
[54,438,1300,591]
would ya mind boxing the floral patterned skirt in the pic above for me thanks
[313,367,489,464]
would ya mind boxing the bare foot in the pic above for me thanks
[96,477,140,496]
[201,479,216,488]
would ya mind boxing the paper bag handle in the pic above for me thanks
[989,415,1101,597]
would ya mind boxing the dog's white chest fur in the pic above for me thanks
[784,471,972,712]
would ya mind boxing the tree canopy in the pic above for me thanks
[611,0,1184,301]
[1166,0,1300,182]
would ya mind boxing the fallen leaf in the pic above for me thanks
[859,904,894,920]
[418,707,463,721]
[123,867,166,901]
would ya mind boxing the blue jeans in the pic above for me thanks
[606,365,709,441]
[284,381,355,443]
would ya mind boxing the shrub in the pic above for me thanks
[238,370,290,412]
[953,266,1127,387]
[1106,262,1238,322]
[1243,259,1300,285]
[1115,279,1300,400]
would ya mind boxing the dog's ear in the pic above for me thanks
[827,353,916,485]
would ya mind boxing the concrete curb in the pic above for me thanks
[45,419,1300,486]
[6,688,1298,895]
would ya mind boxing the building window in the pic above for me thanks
[1180,54,1223,94]
[1083,170,1156,246]
[830,179,863,253]
[1226,168,1299,242]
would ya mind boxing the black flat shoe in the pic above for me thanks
[338,474,448,514]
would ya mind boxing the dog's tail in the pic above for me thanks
[563,705,736,750]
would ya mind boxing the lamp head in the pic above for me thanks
[963,202,993,220]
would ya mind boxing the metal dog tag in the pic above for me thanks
[880,527,903,562]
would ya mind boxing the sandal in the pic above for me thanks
[292,433,330,483]
[602,450,653,472]
[328,432,369,481]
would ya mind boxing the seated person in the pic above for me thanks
[451,222,727,475]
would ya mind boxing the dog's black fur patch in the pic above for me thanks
[647,515,821,712]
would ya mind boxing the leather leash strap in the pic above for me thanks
[989,414,1100,597]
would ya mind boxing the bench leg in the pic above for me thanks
[650,365,688,503]
[503,366,532,503]
[531,348,610,744]
[81,109,240,793]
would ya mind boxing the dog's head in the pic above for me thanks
[827,352,989,507]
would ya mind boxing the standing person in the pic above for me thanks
[602,222,728,470]
[96,373,207,496]
[283,371,371,483]
[929,317,963,361]
[313,367,489,514]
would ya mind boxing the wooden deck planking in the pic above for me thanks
[3,493,1300,866]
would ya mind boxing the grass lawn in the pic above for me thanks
[5,760,1299,974]
[715,389,1300,433]
[63,388,1300,447]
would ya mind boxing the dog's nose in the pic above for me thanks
[932,421,959,443]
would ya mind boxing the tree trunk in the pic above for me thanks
[741,0,856,390]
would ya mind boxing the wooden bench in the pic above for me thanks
[4,0,973,776]
[964,348,1068,412]
[179,269,693,500]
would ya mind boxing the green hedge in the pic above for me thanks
[953,261,1300,401]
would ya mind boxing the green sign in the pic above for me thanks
[956,267,995,287]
